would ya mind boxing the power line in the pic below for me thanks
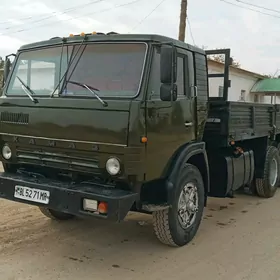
[1,0,106,31]
[0,0,144,36]
[235,0,280,14]
[0,3,76,25]
[0,16,33,25]
[186,17,195,45]
[220,0,280,19]
[0,0,102,25]
[129,0,168,32]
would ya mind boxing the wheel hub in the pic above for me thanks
[178,182,198,229]
[269,158,278,187]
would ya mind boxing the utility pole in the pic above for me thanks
[178,0,187,42]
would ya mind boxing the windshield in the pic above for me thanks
[7,46,71,96]
[6,43,147,98]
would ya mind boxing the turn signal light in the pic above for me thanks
[98,202,108,214]
[141,136,148,143]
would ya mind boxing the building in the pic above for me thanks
[250,78,280,104]
[207,59,280,104]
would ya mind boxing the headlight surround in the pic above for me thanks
[106,157,121,175]
[2,144,12,160]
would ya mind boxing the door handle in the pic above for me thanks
[190,85,198,98]
[184,122,193,127]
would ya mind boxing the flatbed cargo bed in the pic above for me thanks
[203,100,279,147]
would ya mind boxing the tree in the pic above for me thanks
[198,46,241,68]
[210,53,241,68]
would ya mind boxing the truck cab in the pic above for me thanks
[0,33,208,189]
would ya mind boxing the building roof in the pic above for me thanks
[251,78,280,94]
[207,59,265,79]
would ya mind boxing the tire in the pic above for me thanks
[255,146,280,198]
[152,163,205,247]
[39,207,74,221]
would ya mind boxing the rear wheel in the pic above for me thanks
[39,207,74,221]
[255,146,280,198]
[152,164,205,247]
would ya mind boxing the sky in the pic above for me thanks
[0,0,279,75]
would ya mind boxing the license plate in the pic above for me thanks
[14,185,50,205]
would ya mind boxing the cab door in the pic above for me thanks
[145,46,196,181]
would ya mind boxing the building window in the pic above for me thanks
[240,90,246,101]
[254,94,259,103]
[218,86,223,97]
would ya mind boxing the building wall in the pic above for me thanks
[207,62,276,104]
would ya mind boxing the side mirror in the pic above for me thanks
[3,58,11,85]
[2,54,16,87]
[160,84,177,101]
[160,45,177,84]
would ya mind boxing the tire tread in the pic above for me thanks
[153,209,177,247]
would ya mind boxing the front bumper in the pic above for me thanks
[0,172,139,222]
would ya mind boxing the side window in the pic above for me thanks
[177,56,184,96]
[148,47,194,100]
[177,51,194,98]
[185,51,194,98]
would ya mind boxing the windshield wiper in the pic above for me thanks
[50,38,87,98]
[67,80,108,107]
[16,76,38,104]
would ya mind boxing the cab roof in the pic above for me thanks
[19,33,205,54]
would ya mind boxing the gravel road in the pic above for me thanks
[1,186,280,279]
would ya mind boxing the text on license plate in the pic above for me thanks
[14,185,50,205]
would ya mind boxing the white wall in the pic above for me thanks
[208,63,276,104]
[12,62,55,93]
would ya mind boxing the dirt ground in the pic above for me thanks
[1,186,280,279]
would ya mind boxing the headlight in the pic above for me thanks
[106,157,120,175]
[2,144,12,160]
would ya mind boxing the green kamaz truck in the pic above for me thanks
[0,32,279,247]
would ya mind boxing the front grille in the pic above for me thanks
[16,147,99,172]
[1,112,29,125]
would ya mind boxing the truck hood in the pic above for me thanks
[0,97,131,146]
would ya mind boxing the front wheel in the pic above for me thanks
[39,207,75,221]
[152,163,205,247]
